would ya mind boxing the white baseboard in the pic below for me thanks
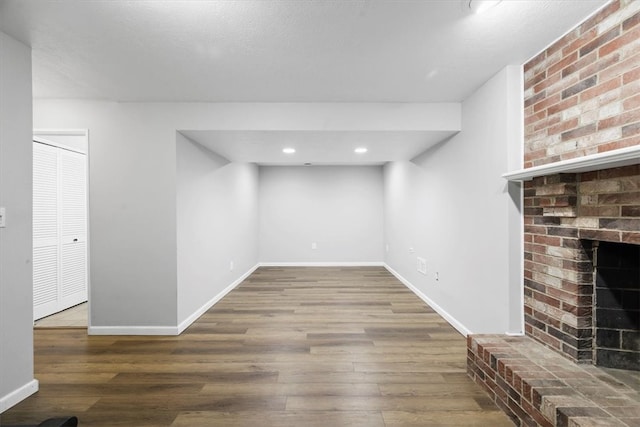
[259,261,385,267]
[88,264,260,336]
[0,379,39,413]
[86,262,471,338]
[383,263,472,337]
[177,263,260,334]
[88,325,179,336]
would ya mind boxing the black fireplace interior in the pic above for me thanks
[593,241,640,371]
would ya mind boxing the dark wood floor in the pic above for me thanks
[1,266,513,426]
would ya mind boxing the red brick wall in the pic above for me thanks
[523,0,640,364]
[524,165,640,363]
[524,0,640,168]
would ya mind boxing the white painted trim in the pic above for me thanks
[34,129,92,330]
[259,261,385,267]
[177,263,260,334]
[514,183,526,336]
[0,379,39,413]
[88,326,179,336]
[34,129,88,136]
[503,145,640,181]
[383,264,472,337]
[33,136,70,151]
[33,129,89,155]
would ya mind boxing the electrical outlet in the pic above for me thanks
[409,247,415,254]
[0,207,5,228]
[385,244,389,253]
[311,242,317,250]
[435,272,439,281]
[230,261,234,271]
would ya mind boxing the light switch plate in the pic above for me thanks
[417,257,427,275]
[0,207,5,227]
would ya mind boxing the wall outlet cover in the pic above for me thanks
[417,257,427,275]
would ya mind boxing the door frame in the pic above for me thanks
[33,129,90,328]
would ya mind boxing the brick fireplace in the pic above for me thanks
[468,1,640,425]
[523,166,639,367]
[521,0,640,368]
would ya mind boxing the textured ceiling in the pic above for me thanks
[0,0,608,103]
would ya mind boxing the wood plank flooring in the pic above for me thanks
[0,266,514,426]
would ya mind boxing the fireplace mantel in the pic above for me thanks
[503,145,640,181]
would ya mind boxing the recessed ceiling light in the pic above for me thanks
[468,0,502,14]
[355,147,368,154]
[282,148,296,154]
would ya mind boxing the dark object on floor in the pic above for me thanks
[3,417,78,427]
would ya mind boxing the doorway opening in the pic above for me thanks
[32,129,89,329]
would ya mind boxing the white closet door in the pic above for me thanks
[33,141,88,320]
[60,149,87,308]
[33,143,60,320]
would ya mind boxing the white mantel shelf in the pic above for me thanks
[503,145,640,181]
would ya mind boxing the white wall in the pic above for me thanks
[32,101,457,332]
[259,166,384,264]
[32,93,521,337]
[505,67,524,335]
[33,102,179,331]
[176,133,259,326]
[0,32,37,412]
[383,65,523,335]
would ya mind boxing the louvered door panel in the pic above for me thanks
[33,246,59,319]
[60,150,86,240]
[33,142,60,319]
[61,242,87,300]
[33,140,88,321]
[33,143,58,242]
[59,149,87,306]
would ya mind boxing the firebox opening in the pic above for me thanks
[592,241,640,371]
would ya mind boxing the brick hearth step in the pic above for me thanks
[467,334,639,427]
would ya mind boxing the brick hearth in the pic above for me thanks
[467,335,640,427]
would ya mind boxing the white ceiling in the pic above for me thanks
[0,0,608,164]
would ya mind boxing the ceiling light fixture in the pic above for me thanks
[354,147,368,154]
[282,148,296,154]
[468,0,502,14]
